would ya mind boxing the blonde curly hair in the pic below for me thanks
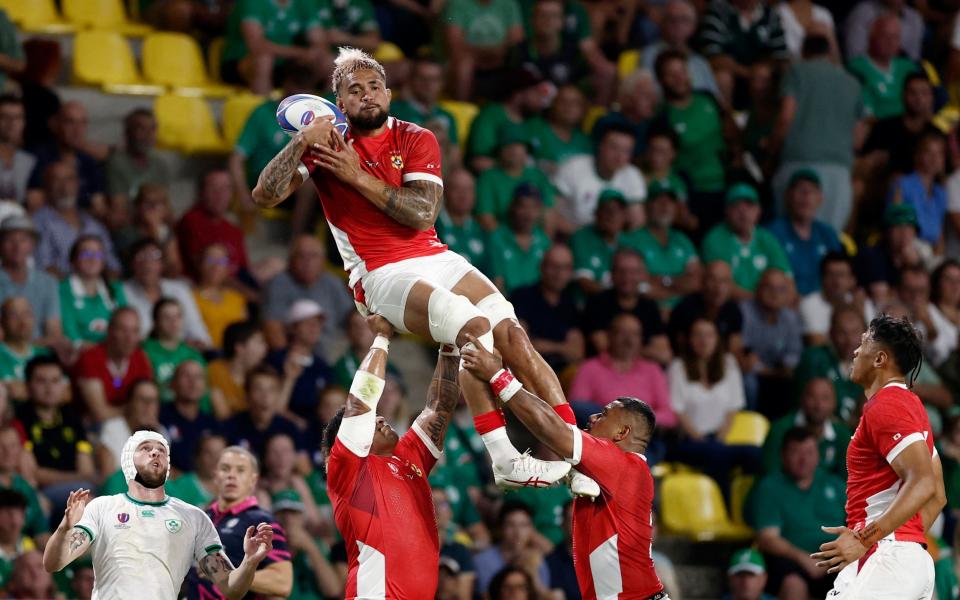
[331,47,387,96]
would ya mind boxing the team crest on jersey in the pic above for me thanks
[409,463,423,478]
[165,519,183,533]
[390,152,403,170]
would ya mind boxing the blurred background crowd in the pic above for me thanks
[1,0,960,598]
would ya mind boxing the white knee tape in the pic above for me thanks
[476,293,517,329]
[427,288,487,345]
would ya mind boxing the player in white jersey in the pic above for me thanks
[42,430,275,599]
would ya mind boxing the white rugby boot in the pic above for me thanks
[494,451,572,489]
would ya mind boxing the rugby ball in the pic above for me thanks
[276,94,349,138]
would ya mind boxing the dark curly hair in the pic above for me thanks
[867,314,923,386]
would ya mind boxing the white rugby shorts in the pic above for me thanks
[825,540,933,600]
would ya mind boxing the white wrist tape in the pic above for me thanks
[349,370,386,410]
[371,336,390,352]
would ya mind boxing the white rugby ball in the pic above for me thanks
[276,94,349,137]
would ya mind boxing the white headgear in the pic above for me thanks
[121,430,171,482]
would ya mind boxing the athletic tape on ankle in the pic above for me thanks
[490,368,522,402]
[371,335,390,352]
[349,370,386,409]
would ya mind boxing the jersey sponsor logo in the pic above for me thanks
[140,509,155,518]
[390,152,403,170]
[115,513,131,529]
[165,519,183,533]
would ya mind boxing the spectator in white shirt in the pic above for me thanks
[799,252,876,346]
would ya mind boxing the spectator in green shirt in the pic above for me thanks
[435,168,488,270]
[275,490,342,600]
[525,85,593,176]
[230,66,317,212]
[794,306,866,424]
[391,57,460,147]
[105,109,169,227]
[0,9,23,90]
[475,126,555,231]
[165,433,224,508]
[748,427,846,600]
[221,0,329,94]
[847,14,918,120]
[141,297,207,405]
[331,311,401,388]
[570,190,627,294]
[0,297,49,400]
[624,179,701,308]
[466,67,544,171]
[762,377,852,477]
[0,427,48,542]
[59,235,127,348]
[444,0,525,100]
[487,183,552,293]
[702,183,792,297]
[0,489,33,592]
[319,0,381,52]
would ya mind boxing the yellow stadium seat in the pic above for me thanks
[0,0,75,33]
[582,105,607,133]
[63,0,152,35]
[723,411,770,447]
[617,49,641,79]
[73,31,164,95]
[208,37,225,83]
[142,32,236,97]
[223,93,267,147]
[729,473,755,525]
[660,473,753,541]
[438,100,479,150]
[154,94,227,154]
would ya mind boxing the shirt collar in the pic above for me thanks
[793,411,836,441]
[211,495,259,519]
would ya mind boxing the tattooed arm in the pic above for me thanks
[252,117,339,208]
[43,489,93,572]
[312,141,443,231]
[203,523,275,600]
[414,346,461,450]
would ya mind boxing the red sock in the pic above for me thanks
[473,409,507,435]
[553,404,576,426]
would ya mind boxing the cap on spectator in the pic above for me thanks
[0,215,38,239]
[884,203,919,229]
[512,182,542,201]
[373,42,405,63]
[788,168,821,188]
[727,548,766,575]
[439,556,461,575]
[285,299,325,325]
[497,125,533,152]
[597,189,627,207]
[724,183,759,206]
[272,489,305,513]
[647,180,680,200]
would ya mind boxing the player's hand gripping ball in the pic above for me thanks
[276,94,349,139]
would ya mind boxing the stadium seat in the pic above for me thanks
[617,49,641,79]
[223,93,266,146]
[62,0,152,35]
[582,105,607,133]
[729,473,755,525]
[723,411,770,447]
[142,32,235,97]
[154,94,228,154]
[660,473,753,541]
[438,100,478,150]
[73,31,164,95]
[0,0,75,33]
[208,37,225,83]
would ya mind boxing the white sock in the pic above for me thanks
[480,427,520,470]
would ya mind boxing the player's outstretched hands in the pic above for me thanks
[243,523,274,564]
[367,314,394,339]
[461,333,503,381]
[59,489,91,530]
[313,129,361,182]
[811,525,865,574]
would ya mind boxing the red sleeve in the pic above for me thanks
[74,346,101,380]
[394,428,440,475]
[400,127,443,187]
[571,429,641,494]
[865,391,934,464]
[327,438,365,497]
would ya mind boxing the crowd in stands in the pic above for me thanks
[2,0,960,598]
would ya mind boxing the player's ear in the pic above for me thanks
[385,87,392,101]
[614,424,630,443]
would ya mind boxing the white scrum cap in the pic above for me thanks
[121,430,170,482]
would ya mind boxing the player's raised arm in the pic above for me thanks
[412,345,461,450]
[311,132,443,231]
[461,335,574,459]
[252,118,337,208]
[43,489,93,573]
[201,523,275,600]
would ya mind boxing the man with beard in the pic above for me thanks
[41,430,275,599]
[253,47,574,492]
